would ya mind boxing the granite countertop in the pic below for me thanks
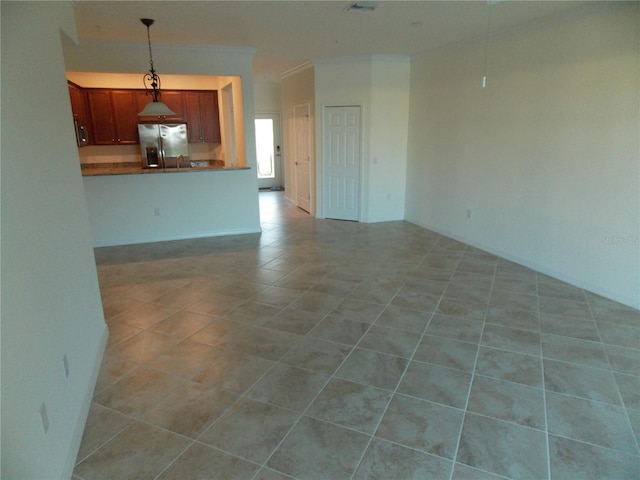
[81,160,250,176]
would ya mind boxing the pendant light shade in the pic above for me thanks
[138,18,176,117]
[138,99,176,117]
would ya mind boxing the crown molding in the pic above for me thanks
[280,61,313,79]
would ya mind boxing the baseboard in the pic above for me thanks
[407,219,640,311]
[61,323,109,479]
[93,226,263,248]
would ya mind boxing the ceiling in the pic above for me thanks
[72,1,594,81]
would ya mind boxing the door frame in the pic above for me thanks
[221,84,237,168]
[320,104,363,221]
[255,112,282,190]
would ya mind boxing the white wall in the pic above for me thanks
[64,37,261,246]
[405,3,640,309]
[1,2,108,478]
[367,57,410,222]
[314,56,409,222]
[254,80,283,112]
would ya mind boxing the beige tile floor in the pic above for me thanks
[74,191,640,480]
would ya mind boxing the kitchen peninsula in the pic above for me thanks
[82,161,260,248]
[68,73,248,175]
[71,76,259,248]
[64,42,262,249]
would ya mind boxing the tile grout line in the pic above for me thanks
[183,342,298,479]
[347,238,448,479]
[162,273,320,480]
[247,262,399,479]
[539,431,640,457]
[247,304,372,472]
[447,246,496,480]
[86,361,254,478]
[73,404,136,467]
[586,298,640,457]
[537,273,553,480]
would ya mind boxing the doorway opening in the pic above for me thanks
[255,113,282,190]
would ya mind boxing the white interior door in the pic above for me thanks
[256,113,282,190]
[294,104,311,212]
[323,106,361,221]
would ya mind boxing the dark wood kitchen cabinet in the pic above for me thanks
[160,91,186,121]
[81,87,220,146]
[185,91,221,143]
[87,90,139,145]
[68,82,89,126]
[111,91,139,143]
[68,81,91,146]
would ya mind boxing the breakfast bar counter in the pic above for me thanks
[81,160,250,176]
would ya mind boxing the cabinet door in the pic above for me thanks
[87,90,116,145]
[111,91,139,144]
[185,92,203,143]
[134,90,152,116]
[159,91,186,121]
[201,91,221,143]
[68,83,87,123]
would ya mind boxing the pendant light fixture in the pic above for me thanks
[137,18,176,117]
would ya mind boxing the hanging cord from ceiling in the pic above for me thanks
[482,3,492,89]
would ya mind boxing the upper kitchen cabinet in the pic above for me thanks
[185,91,221,144]
[68,82,89,125]
[77,86,221,146]
[136,90,186,122]
[87,89,139,145]
[68,81,90,146]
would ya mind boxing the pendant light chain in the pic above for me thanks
[138,18,175,116]
[482,4,491,89]
[146,23,155,77]
[141,18,161,103]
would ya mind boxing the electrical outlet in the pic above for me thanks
[154,207,160,216]
[467,209,473,219]
[40,402,49,434]
[62,354,70,380]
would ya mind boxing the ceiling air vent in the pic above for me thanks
[346,2,379,13]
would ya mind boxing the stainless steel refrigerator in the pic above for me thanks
[138,123,190,168]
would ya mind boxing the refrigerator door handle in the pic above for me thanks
[158,135,164,169]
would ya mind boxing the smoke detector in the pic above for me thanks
[346,2,379,13]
